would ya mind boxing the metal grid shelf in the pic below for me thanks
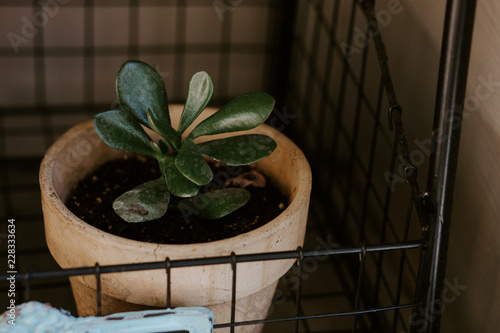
[2,241,424,332]
[0,0,476,332]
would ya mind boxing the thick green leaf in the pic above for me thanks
[159,156,200,197]
[147,109,181,150]
[94,110,157,156]
[116,61,170,128]
[178,71,214,134]
[197,134,276,166]
[178,188,250,220]
[188,92,275,139]
[175,138,213,186]
[158,139,170,156]
[112,178,170,222]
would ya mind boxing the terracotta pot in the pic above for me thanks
[40,105,311,332]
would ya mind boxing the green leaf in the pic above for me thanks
[188,92,275,139]
[159,156,200,197]
[175,138,213,186]
[147,108,181,150]
[112,178,170,222]
[158,139,170,156]
[178,188,250,220]
[178,71,214,134]
[197,134,277,166]
[116,61,170,128]
[94,110,157,156]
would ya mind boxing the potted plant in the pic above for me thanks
[40,61,312,332]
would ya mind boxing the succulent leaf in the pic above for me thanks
[112,178,170,222]
[178,188,251,220]
[147,108,181,149]
[188,92,275,139]
[159,156,200,197]
[197,134,276,166]
[116,61,170,128]
[158,139,170,156]
[178,71,214,134]
[175,138,213,186]
[94,110,157,156]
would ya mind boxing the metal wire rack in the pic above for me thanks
[0,0,476,332]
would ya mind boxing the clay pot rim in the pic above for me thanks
[40,112,311,254]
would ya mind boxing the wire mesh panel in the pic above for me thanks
[0,0,476,332]
[280,0,426,331]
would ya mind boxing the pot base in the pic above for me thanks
[71,277,278,333]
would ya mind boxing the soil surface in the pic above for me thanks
[66,155,288,244]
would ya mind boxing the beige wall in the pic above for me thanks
[0,3,273,107]
[446,2,500,331]
[382,0,500,331]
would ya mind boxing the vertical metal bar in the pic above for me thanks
[83,0,94,110]
[128,0,139,58]
[301,0,323,140]
[33,0,45,106]
[33,0,53,149]
[173,0,186,99]
[341,19,371,243]
[352,245,367,333]
[374,126,398,306]
[262,1,279,97]
[230,252,237,333]
[325,0,357,237]
[361,80,384,244]
[392,193,414,333]
[165,258,172,308]
[95,263,102,316]
[359,0,397,108]
[313,0,340,158]
[273,0,297,113]
[413,1,476,332]
[217,0,232,100]
[294,247,304,333]
[290,0,310,143]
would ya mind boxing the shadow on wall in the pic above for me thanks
[0,1,275,108]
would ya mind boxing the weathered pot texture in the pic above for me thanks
[40,105,312,332]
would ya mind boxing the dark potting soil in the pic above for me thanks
[65,155,288,244]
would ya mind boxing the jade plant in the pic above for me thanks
[93,60,277,223]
